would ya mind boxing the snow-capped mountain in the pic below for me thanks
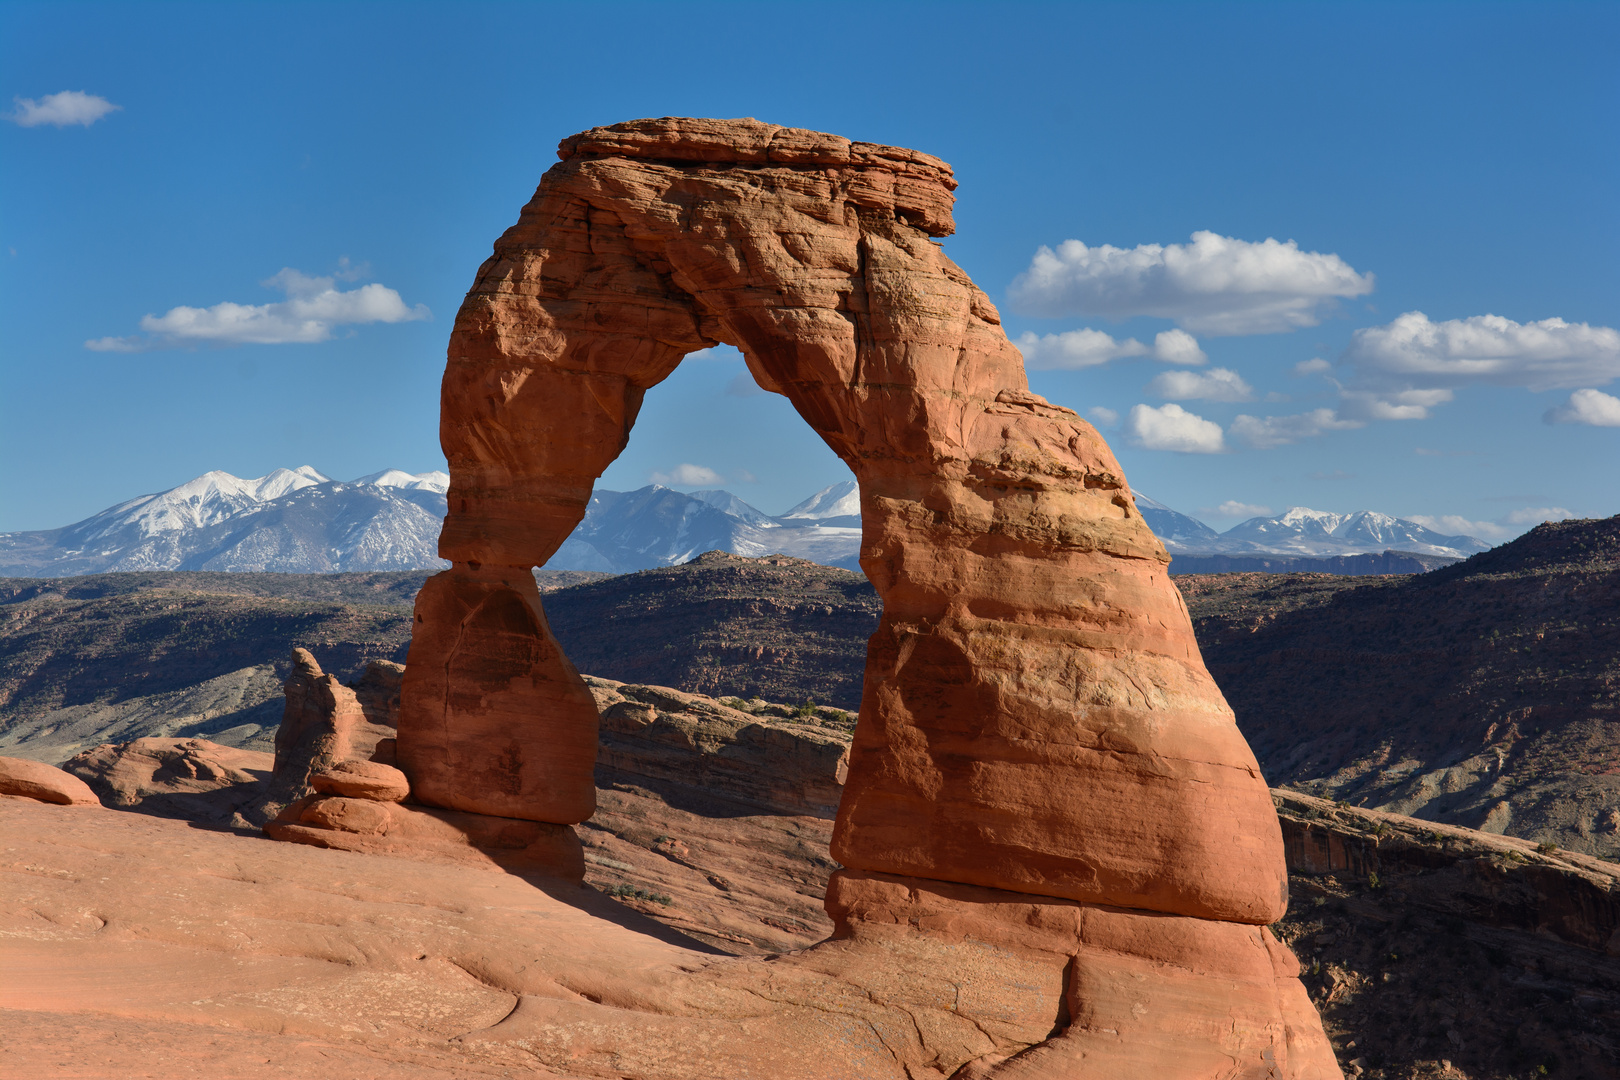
[0,468,451,576]
[1136,496,1490,560]
[0,472,865,577]
[2,467,1490,579]
[543,482,862,573]
[778,480,861,527]
[1133,494,1223,550]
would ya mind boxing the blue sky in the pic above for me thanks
[3,1,1616,541]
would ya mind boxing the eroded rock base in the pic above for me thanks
[828,869,1342,1079]
[266,796,585,878]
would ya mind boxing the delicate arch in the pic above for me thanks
[398,118,1286,924]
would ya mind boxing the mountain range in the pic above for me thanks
[0,466,1490,577]
[0,468,452,576]
[1132,495,1490,560]
[544,482,862,573]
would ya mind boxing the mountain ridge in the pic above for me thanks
[4,465,1503,577]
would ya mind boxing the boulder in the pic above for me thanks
[309,760,410,802]
[0,755,99,806]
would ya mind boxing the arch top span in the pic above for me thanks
[400,117,1289,926]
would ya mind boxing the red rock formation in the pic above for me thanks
[394,117,1331,1073]
[828,871,1341,1078]
[265,794,585,876]
[403,116,1282,916]
[400,566,597,821]
[0,755,99,806]
[309,760,410,801]
[264,648,397,814]
[64,738,269,826]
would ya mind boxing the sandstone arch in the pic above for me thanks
[397,117,1339,1076]
[399,116,1285,922]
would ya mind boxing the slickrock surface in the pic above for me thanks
[64,737,271,826]
[0,753,98,805]
[403,116,1286,926]
[0,798,1253,1079]
[9,741,1617,1075]
[265,794,586,876]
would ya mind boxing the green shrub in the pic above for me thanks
[603,883,672,906]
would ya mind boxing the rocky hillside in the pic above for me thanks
[0,569,603,763]
[543,551,879,711]
[1189,515,1620,860]
[6,522,1617,861]
[0,557,874,763]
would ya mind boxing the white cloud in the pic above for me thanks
[1294,358,1331,375]
[1544,388,1620,427]
[1407,508,1572,542]
[1016,328,1147,369]
[1201,500,1273,519]
[10,90,120,128]
[650,463,725,486]
[1229,408,1363,449]
[1125,403,1226,453]
[1346,311,1620,392]
[1406,514,1512,541]
[1087,406,1119,428]
[1504,506,1575,526]
[1151,329,1207,365]
[1337,387,1454,421]
[1147,366,1253,402]
[1016,327,1206,370]
[85,268,429,351]
[1008,230,1374,336]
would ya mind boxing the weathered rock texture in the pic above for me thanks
[65,737,271,826]
[403,116,1282,913]
[310,759,410,802]
[395,116,1326,1074]
[0,754,98,806]
[264,649,396,813]
[265,794,585,877]
[588,674,849,818]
